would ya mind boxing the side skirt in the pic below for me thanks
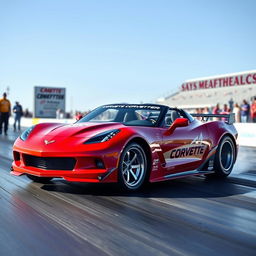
[164,169,214,180]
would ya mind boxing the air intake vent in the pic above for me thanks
[23,155,76,170]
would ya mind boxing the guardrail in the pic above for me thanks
[9,117,256,147]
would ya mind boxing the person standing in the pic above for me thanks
[240,99,250,123]
[233,103,241,123]
[13,101,23,131]
[251,97,256,123]
[228,98,234,112]
[212,103,220,114]
[212,103,221,120]
[221,104,230,114]
[203,107,211,114]
[220,104,230,121]
[0,92,11,135]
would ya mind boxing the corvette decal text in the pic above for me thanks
[169,145,206,159]
[164,133,208,160]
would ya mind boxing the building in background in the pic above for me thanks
[157,70,256,111]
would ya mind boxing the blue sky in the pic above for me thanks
[0,0,255,112]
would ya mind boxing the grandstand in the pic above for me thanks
[157,70,256,110]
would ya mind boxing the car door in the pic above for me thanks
[158,109,210,176]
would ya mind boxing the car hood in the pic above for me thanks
[32,122,125,139]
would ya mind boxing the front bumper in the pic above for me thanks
[11,150,119,183]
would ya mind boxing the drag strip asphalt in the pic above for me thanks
[0,135,256,256]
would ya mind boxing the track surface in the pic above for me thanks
[0,133,256,256]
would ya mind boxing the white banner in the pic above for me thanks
[34,86,66,118]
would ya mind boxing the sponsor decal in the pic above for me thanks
[164,133,207,160]
[191,133,204,145]
[103,105,161,110]
[152,159,160,171]
[168,145,206,159]
[150,143,162,153]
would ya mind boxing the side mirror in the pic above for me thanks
[164,118,189,135]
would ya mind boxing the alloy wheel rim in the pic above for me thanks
[122,147,145,188]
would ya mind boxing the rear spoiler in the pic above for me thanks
[191,113,235,125]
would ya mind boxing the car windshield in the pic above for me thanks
[78,104,164,127]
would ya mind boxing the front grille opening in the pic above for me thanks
[13,151,20,161]
[23,155,76,170]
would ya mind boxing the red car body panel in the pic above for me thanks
[11,104,238,184]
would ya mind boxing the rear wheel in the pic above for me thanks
[118,143,147,191]
[26,174,53,183]
[213,136,235,177]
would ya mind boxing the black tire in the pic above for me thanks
[213,136,235,177]
[118,143,148,191]
[26,174,53,183]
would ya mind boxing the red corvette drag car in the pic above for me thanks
[11,104,238,191]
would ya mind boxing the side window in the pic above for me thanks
[123,109,161,125]
[134,110,160,124]
[164,109,181,127]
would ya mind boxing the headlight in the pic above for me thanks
[20,126,35,141]
[84,129,120,144]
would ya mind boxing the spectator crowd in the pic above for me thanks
[194,97,256,123]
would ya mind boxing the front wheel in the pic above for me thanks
[26,174,53,183]
[213,136,236,177]
[118,143,148,191]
